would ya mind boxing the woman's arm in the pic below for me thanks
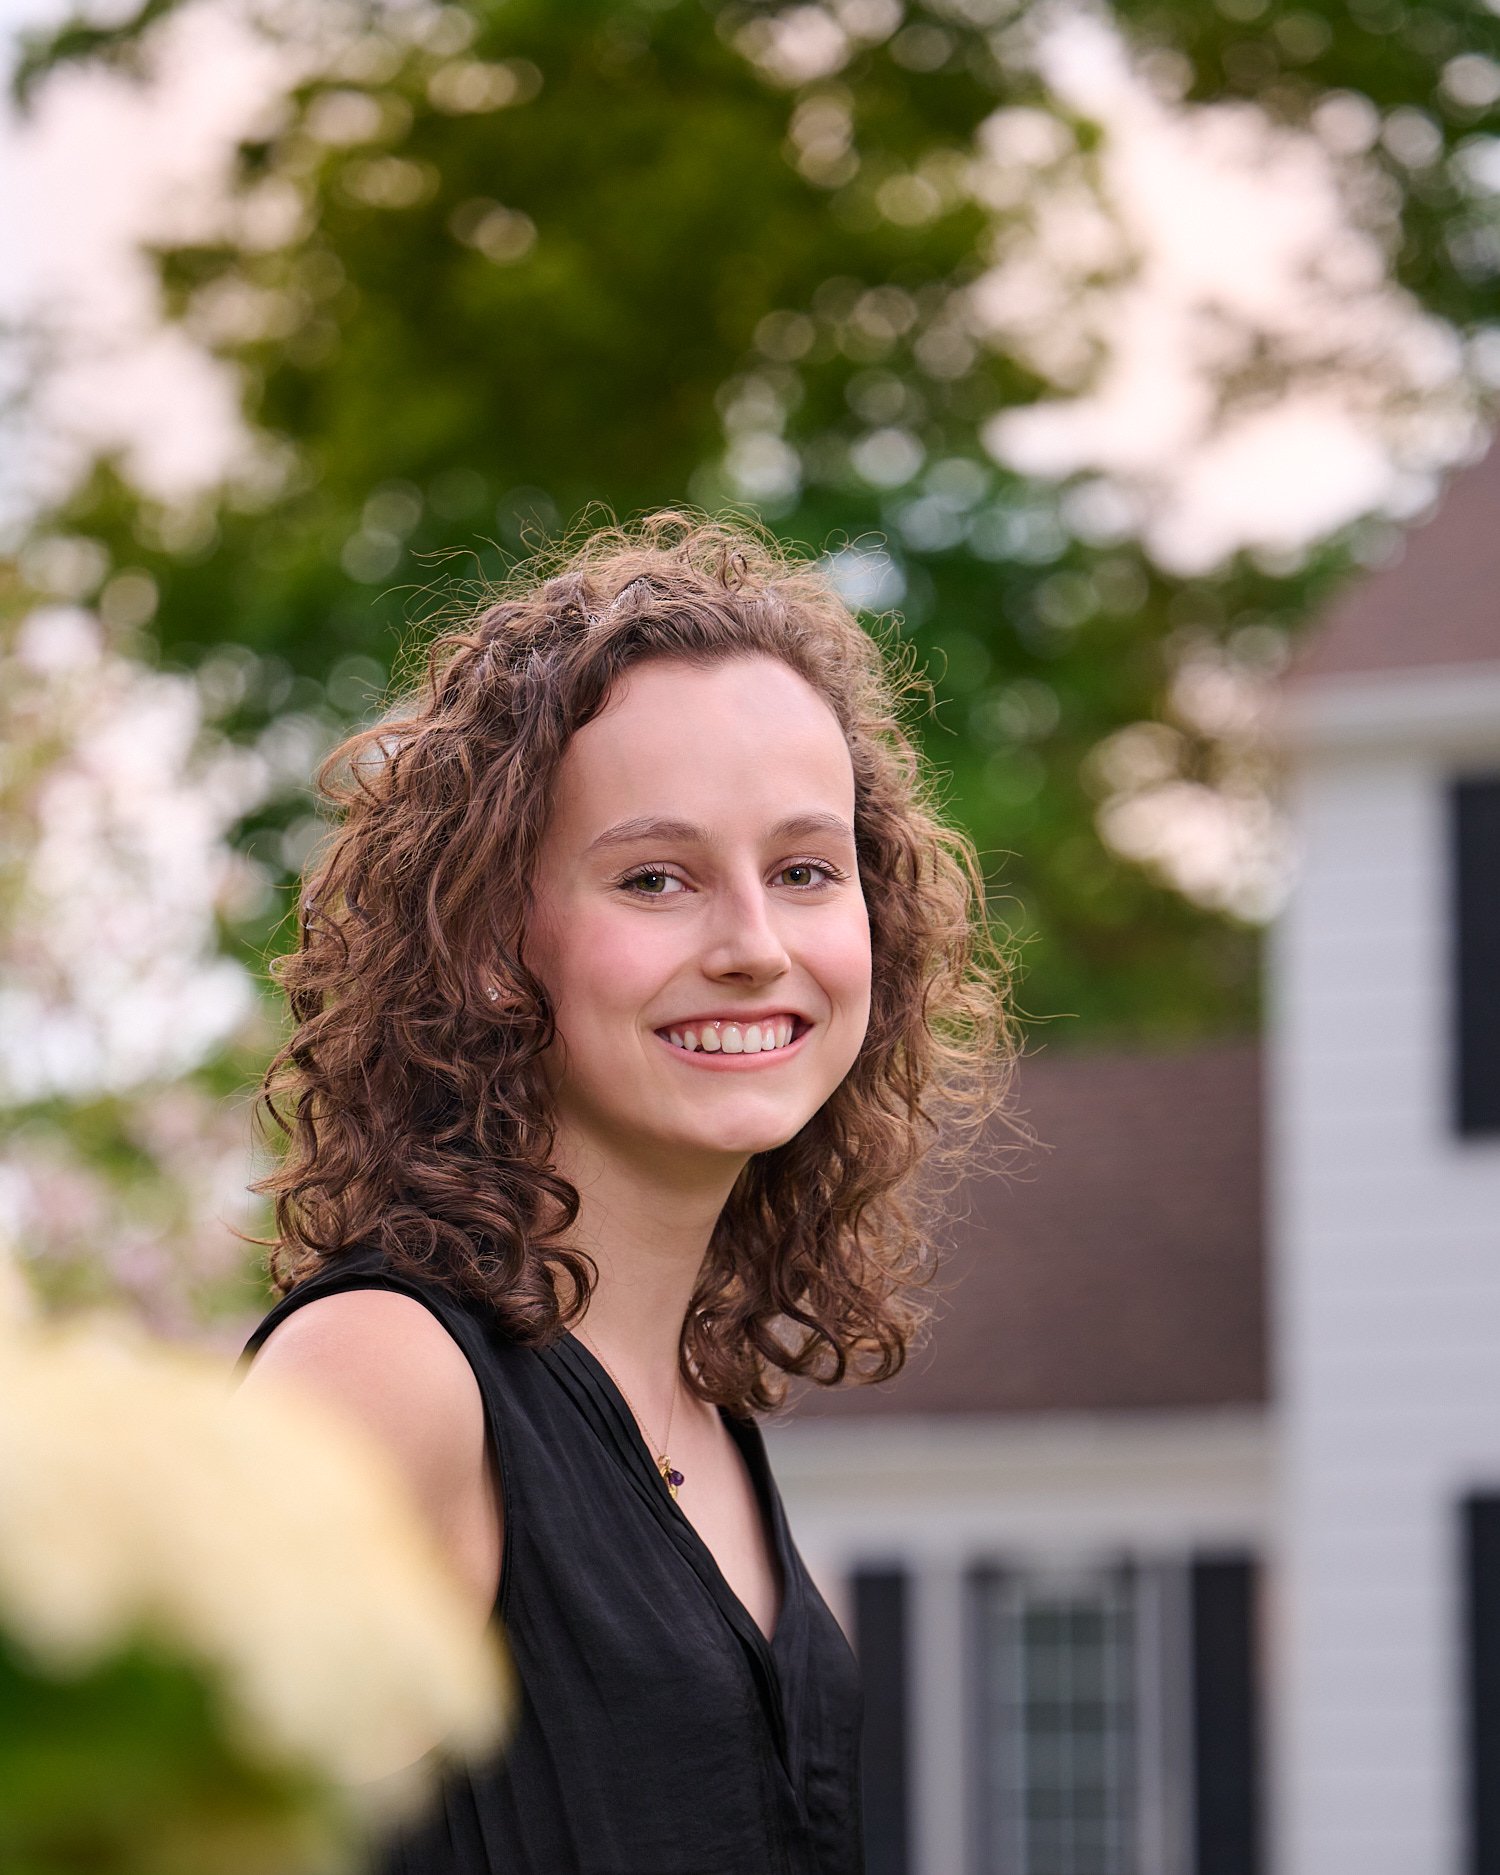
[237,1290,503,1623]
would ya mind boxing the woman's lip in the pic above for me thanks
[652,1022,813,1069]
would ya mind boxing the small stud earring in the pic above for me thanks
[484,985,500,1002]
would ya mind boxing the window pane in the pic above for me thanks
[974,1570,1136,1875]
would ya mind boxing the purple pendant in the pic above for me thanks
[667,1467,685,1489]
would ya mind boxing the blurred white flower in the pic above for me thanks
[1096,777,1289,921]
[973,7,1484,573]
[0,608,280,1327]
[0,607,269,1105]
[1086,640,1293,920]
[0,1310,511,1803]
[736,6,852,88]
[0,1080,268,1334]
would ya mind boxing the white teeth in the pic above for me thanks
[661,1018,800,1054]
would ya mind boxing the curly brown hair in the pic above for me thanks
[260,512,1013,1412]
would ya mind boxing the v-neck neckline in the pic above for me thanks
[550,1330,791,1655]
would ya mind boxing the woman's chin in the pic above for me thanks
[667,1110,812,1164]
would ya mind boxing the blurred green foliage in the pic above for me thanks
[0,1628,349,1875]
[16,0,1500,1041]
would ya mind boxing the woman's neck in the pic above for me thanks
[551,1126,744,1399]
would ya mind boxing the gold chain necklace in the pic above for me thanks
[574,1326,685,1500]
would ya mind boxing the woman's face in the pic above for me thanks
[525,654,872,1178]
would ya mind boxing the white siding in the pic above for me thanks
[1270,700,1500,1875]
[766,1411,1272,1573]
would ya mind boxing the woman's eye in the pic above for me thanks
[622,869,683,896]
[777,861,836,889]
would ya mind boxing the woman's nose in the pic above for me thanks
[699,880,791,984]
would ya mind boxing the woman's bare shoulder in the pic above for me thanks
[240,1289,489,1522]
[249,1286,479,1401]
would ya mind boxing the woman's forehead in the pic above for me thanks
[593,651,833,718]
[549,656,856,842]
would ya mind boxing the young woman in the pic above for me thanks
[238,514,1009,1875]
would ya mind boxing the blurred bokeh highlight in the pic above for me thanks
[3,0,1500,1869]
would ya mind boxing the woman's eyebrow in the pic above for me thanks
[585,810,855,856]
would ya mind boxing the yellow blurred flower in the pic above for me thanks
[0,1301,512,1817]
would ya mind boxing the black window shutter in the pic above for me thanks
[1465,1494,1500,1875]
[1190,1555,1262,1875]
[853,1566,911,1875]
[1454,776,1500,1136]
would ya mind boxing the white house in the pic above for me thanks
[1271,442,1500,1875]
[766,444,1500,1875]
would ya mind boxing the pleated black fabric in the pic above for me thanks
[240,1246,865,1875]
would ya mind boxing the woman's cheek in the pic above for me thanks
[594,908,681,998]
[560,907,683,1051]
[825,906,874,1011]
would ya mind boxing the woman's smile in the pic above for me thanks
[654,1014,812,1062]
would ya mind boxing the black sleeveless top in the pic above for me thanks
[240,1247,865,1875]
